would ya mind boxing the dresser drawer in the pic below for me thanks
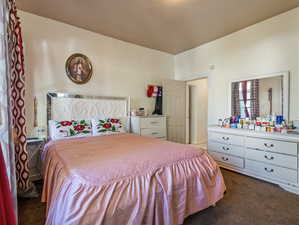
[246,137,298,156]
[208,132,244,146]
[245,149,297,170]
[208,141,245,157]
[246,159,298,184]
[140,117,166,129]
[140,127,166,139]
[209,151,244,168]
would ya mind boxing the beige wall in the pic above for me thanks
[175,7,299,124]
[20,11,174,137]
[259,76,282,117]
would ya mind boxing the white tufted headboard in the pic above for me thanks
[47,92,131,130]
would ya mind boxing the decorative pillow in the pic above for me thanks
[92,118,125,136]
[49,120,92,140]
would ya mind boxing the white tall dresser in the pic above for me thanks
[131,115,167,140]
[208,125,299,194]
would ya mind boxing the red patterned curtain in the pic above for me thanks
[250,79,260,119]
[231,82,241,117]
[7,0,31,194]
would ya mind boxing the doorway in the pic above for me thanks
[186,77,208,149]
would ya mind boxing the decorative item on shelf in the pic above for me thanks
[218,119,223,127]
[66,53,93,84]
[147,84,163,115]
[218,113,298,134]
[221,118,230,128]
[147,85,160,97]
[230,123,237,128]
[135,108,145,116]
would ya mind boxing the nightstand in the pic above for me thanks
[131,115,167,140]
[27,138,45,181]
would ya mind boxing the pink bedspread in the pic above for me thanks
[42,133,225,225]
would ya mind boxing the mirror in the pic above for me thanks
[231,73,289,120]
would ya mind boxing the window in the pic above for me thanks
[239,81,252,118]
[232,79,259,119]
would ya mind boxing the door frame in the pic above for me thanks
[185,73,209,144]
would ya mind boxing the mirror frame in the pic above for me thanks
[228,71,290,121]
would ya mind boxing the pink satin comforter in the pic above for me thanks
[42,133,225,225]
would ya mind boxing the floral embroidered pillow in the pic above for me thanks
[92,118,125,136]
[49,120,92,140]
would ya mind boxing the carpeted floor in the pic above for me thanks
[18,169,299,225]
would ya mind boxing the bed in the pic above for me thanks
[42,93,226,225]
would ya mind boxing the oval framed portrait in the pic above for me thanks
[65,53,93,84]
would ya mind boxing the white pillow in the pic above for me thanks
[48,120,92,140]
[91,118,126,136]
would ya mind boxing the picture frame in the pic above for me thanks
[65,53,93,84]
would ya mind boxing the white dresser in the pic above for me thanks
[131,116,167,140]
[208,125,299,194]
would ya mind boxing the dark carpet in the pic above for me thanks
[18,169,299,225]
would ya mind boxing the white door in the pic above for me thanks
[187,78,209,145]
[163,79,187,143]
[189,85,198,144]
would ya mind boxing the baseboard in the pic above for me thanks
[280,184,299,195]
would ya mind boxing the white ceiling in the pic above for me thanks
[17,0,299,54]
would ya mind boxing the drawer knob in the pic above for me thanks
[222,137,230,141]
[264,167,274,173]
[264,143,274,148]
[221,157,229,161]
[150,122,159,124]
[151,132,159,135]
[264,155,274,160]
[222,146,230,151]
